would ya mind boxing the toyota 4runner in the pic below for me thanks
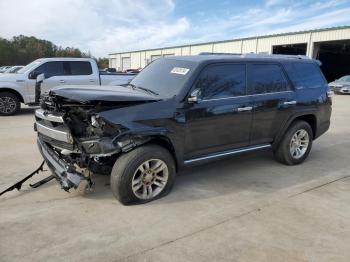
[34,54,332,205]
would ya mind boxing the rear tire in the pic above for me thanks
[0,92,21,116]
[274,120,313,165]
[110,144,176,205]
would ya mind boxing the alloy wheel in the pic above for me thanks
[131,159,169,200]
[289,129,309,159]
[0,96,17,114]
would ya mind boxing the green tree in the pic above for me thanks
[97,57,109,69]
[0,35,90,66]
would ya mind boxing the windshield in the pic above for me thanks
[17,60,42,74]
[129,58,197,98]
[338,75,350,82]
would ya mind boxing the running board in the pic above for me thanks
[184,144,271,164]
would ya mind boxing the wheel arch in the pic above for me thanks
[273,113,317,149]
[116,133,180,171]
[294,114,317,139]
[0,88,24,103]
[146,136,178,170]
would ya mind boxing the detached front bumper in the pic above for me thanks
[37,138,84,191]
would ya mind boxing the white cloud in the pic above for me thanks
[0,0,349,57]
[180,0,350,44]
[0,0,189,57]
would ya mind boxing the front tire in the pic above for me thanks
[274,120,313,165]
[0,92,21,116]
[110,144,176,205]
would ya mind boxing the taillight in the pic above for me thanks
[327,89,334,103]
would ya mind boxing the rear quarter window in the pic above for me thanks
[285,62,326,89]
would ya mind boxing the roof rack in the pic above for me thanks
[199,52,311,60]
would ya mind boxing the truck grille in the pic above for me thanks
[38,134,75,151]
[35,109,74,148]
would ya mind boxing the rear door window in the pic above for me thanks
[68,61,93,75]
[251,64,289,94]
[284,62,326,89]
[195,64,247,100]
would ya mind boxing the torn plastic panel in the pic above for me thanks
[37,138,92,191]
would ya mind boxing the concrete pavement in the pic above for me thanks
[0,96,349,262]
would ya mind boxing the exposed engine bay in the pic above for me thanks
[34,86,160,192]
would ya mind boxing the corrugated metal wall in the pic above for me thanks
[109,27,350,70]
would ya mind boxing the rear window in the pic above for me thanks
[69,61,92,75]
[285,62,326,89]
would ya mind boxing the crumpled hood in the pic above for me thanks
[0,73,25,82]
[49,85,161,103]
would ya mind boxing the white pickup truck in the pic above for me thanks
[0,58,136,115]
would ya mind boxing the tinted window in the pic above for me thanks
[251,64,289,94]
[35,62,66,78]
[69,61,92,75]
[285,62,326,88]
[195,64,246,99]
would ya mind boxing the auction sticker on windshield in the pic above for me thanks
[171,67,190,75]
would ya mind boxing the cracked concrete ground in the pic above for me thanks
[1,95,350,262]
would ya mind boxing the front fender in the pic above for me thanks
[112,127,182,168]
[0,82,28,103]
[113,126,171,151]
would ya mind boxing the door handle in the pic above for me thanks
[59,80,66,83]
[89,79,95,82]
[283,101,297,105]
[237,106,253,112]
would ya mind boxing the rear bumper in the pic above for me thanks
[315,120,330,139]
[37,138,83,190]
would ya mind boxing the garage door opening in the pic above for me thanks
[314,40,350,82]
[272,43,307,56]
[122,57,131,71]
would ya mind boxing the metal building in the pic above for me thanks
[109,26,350,81]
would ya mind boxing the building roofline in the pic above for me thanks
[109,25,350,56]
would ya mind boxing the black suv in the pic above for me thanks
[34,54,332,205]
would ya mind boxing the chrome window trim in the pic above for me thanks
[200,91,294,102]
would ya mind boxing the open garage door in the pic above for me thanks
[314,40,350,82]
[272,43,307,56]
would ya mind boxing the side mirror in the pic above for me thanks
[35,73,45,103]
[29,70,43,80]
[36,73,45,83]
[187,88,201,103]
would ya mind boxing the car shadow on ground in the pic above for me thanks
[2,134,345,204]
[17,106,38,115]
[83,141,346,204]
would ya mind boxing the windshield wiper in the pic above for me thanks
[126,84,159,96]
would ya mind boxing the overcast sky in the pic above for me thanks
[0,0,350,57]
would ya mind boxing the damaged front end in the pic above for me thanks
[35,91,151,192]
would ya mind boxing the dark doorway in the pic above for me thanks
[272,43,307,56]
[314,40,350,82]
